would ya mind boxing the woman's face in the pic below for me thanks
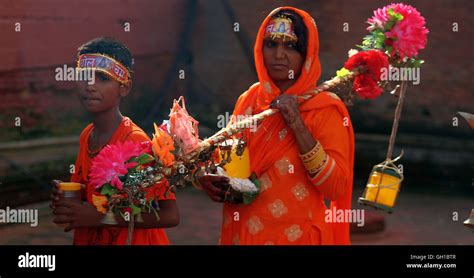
[263,37,304,87]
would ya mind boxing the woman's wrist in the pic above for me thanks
[289,117,306,132]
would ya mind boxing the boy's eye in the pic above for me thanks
[286,42,297,49]
[96,72,111,81]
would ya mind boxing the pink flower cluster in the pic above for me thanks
[89,141,151,190]
[368,3,429,59]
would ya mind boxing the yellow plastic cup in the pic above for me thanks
[57,182,82,228]
[59,182,82,199]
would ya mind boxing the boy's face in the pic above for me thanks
[77,72,131,113]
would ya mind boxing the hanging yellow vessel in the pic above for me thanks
[358,162,403,213]
[218,139,251,179]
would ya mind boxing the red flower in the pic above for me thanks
[344,50,388,80]
[353,75,382,99]
[344,50,388,99]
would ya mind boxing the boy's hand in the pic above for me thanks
[53,200,103,232]
[198,174,230,202]
[49,180,63,210]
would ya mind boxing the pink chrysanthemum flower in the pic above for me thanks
[89,141,144,190]
[368,3,429,59]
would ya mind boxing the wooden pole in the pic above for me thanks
[386,81,408,160]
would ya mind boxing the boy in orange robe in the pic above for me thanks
[50,37,179,245]
[199,7,354,245]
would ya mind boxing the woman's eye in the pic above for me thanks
[286,43,297,49]
[265,40,277,48]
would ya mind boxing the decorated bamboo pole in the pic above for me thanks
[187,69,360,159]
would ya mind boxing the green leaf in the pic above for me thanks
[243,193,258,205]
[336,67,350,78]
[387,8,396,17]
[251,178,261,191]
[130,204,141,216]
[386,45,394,54]
[242,175,261,205]
[412,59,425,68]
[386,9,404,30]
[373,30,386,49]
[134,153,155,166]
[394,13,404,22]
[100,183,118,196]
[385,20,395,31]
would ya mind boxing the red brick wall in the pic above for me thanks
[0,0,472,141]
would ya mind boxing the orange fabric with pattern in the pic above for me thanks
[220,6,354,245]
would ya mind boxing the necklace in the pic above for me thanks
[87,129,107,158]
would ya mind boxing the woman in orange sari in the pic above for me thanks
[199,6,354,245]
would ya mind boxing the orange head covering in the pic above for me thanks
[253,6,321,113]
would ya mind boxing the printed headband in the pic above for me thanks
[264,15,298,42]
[77,53,130,84]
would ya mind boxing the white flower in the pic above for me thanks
[216,167,259,194]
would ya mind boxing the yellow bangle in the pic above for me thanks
[303,147,327,173]
[308,157,328,174]
[303,147,326,167]
[299,142,321,160]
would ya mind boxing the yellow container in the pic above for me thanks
[363,166,401,208]
[57,182,82,228]
[218,139,251,179]
[59,182,82,191]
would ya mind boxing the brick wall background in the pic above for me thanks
[0,0,472,141]
[0,0,473,206]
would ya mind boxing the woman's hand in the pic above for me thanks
[270,95,304,130]
[198,174,230,202]
[53,200,103,232]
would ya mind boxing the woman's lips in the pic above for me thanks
[271,64,289,71]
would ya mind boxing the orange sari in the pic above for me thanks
[71,117,176,245]
[220,7,354,245]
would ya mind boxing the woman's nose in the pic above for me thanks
[274,44,285,59]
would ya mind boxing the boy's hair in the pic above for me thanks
[77,37,133,74]
[272,9,308,58]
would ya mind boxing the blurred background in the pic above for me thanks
[0,0,472,244]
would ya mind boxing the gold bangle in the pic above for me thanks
[308,157,328,174]
[303,147,326,168]
[299,142,321,160]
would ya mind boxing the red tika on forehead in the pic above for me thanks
[76,53,130,84]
